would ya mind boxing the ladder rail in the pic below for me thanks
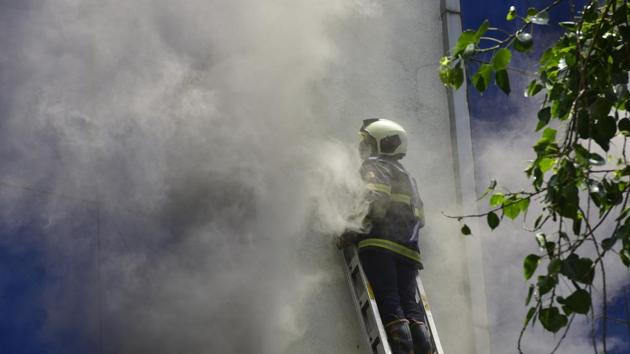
[341,246,392,354]
[416,275,445,354]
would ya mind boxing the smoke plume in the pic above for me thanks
[1,1,372,352]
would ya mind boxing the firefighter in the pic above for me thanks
[338,119,432,354]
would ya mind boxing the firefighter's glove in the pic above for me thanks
[335,231,358,249]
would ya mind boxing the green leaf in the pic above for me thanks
[472,64,494,92]
[556,296,572,315]
[537,275,557,295]
[558,184,579,219]
[548,258,562,274]
[564,289,591,314]
[574,144,590,163]
[576,109,591,139]
[602,237,617,250]
[524,254,540,280]
[594,115,617,151]
[619,118,630,135]
[564,52,576,67]
[451,62,464,89]
[539,307,568,333]
[583,2,598,22]
[561,254,595,284]
[542,127,557,141]
[613,4,629,25]
[534,127,557,153]
[538,157,555,172]
[536,107,551,131]
[506,6,517,21]
[461,224,471,235]
[548,163,579,219]
[495,69,511,94]
[487,211,500,230]
[502,196,529,220]
[439,60,464,89]
[545,241,556,257]
[525,284,535,305]
[588,153,606,166]
[572,218,582,236]
[525,307,537,325]
[491,48,512,70]
[526,8,538,17]
[474,20,490,42]
[503,198,521,219]
[490,193,505,206]
[551,94,573,120]
[530,10,549,25]
[615,224,630,242]
[591,97,614,120]
[526,80,544,97]
[517,197,530,213]
[532,166,544,189]
[558,21,577,30]
[439,64,451,85]
[539,47,557,70]
[514,32,533,52]
[453,31,477,57]
[550,100,561,119]
[463,43,476,58]
[605,224,630,249]
[536,233,547,248]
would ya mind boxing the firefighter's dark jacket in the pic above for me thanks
[358,155,425,267]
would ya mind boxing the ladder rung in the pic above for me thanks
[367,326,379,343]
[358,292,369,310]
[371,336,381,347]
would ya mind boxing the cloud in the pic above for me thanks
[472,78,630,353]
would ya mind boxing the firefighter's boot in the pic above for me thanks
[409,320,432,354]
[385,319,414,354]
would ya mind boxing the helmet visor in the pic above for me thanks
[358,132,376,159]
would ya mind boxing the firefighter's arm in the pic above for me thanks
[416,198,426,228]
[336,162,391,249]
[411,177,426,228]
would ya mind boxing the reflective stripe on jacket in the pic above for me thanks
[358,238,422,263]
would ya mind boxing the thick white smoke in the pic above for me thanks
[1,1,373,353]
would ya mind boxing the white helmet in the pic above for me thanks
[359,118,408,159]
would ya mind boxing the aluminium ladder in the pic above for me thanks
[341,245,445,354]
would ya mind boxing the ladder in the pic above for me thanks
[341,245,445,354]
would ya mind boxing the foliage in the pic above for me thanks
[440,0,630,352]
